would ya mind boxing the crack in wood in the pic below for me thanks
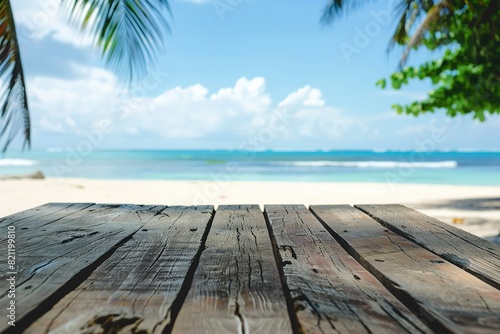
[247,254,252,290]
[61,231,99,244]
[28,259,57,277]
[356,205,500,291]
[162,207,215,333]
[0,203,93,232]
[257,259,265,284]
[271,205,435,334]
[4,232,140,334]
[290,289,326,333]
[234,301,247,334]
[344,302,373,334]
[381,303,428,334]
[312,205,500,333]
[172,206,291,333]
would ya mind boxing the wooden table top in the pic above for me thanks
[1,203,500,334]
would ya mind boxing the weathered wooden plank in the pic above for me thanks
[172,205,292,333]
[0,204,166,334]
[0,204,142,254]
[0,203,76,222]
[265,205,431,334]
[0,203,94,231]
[357,204,500,289]
[311,205,500,334]
[0,203,129,250]
[25,206,214,334]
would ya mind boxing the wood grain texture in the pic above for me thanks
[0,204,165,334]
[311,205,500,334]
[0,203,95,241]
[0,203,84,222]
[357,204,500,289]
[25,206,214,334]
[172,205,292,334]
[265,205,431,334]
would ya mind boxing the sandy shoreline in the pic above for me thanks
[1,178,499,241]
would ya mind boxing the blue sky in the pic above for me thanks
[10,0,500,151]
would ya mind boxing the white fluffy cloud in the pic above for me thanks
[13,0,93,48]
[27,64,363,147]
[29,65,119,135]
[27,64,500,150]
[278,85,325,108]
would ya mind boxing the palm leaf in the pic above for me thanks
[321,0,374,25]
[321,0,424,45]
[0,0,171,152]
[399,0,454,66]
[0,0,30,153]
[389,0,416,48]
[61,0,171,82]
[321,0,458,65]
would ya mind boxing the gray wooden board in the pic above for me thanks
[357,204,500,289]
[311,205,500,334]
[0,203,165,333]
[0,203,80,223]
[0,203,95,241]
[0,204,138,256]
[265,205,431,334]
[25,206,214,334]
[172,205,292,334]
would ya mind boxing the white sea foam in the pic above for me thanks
[274,160,458,168]
[456,148,500,153]
[46,147,63,152]
[0,159,39,167]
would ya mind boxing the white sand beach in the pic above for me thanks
[1,178,499,242]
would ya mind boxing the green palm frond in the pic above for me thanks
[399,0,453,66]
[321,0,373,25]
[390,0,416,48]
[321,0,463,65]
[61,0,171,82]
[0,0,171,152]
[0,0,30,152]
[321,0,427,44]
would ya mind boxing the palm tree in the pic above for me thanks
[2,1,492,152]
[321,0,471,64]
[0,0,171,152]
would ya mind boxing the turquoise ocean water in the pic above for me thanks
[1,150,500,185]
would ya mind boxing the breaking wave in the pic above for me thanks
[0,159,39,167]
[273,161,458,168]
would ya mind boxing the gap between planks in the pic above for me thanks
[356,204,500,290]
[24,206,215,334]
[311,205,500,334]
[1,204,167,333]
[264,205,432,334]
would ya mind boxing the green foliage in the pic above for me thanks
[0,0,30,152]
[61,0,171,82]
[322,0,442,54]
[0,0,171,152]
[377,1,500,120]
